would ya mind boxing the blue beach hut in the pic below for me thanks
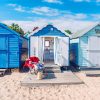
[70,22,100,70]
[0,23,23,69]
[28,24,70,67]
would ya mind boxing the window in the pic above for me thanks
[45,41,50,47]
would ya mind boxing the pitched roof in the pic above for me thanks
[28,24,69,37]
[71,22,100,39]
[0,23,20,36]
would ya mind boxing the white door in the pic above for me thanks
[30,36,38,57]
[60,37,69,66]
[89,36,100,67]
[30,36,44,62]
[54,37,69,66]
[38,37,44,62]
[54,37,61,65]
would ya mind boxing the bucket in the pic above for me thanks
[37,71,43,80]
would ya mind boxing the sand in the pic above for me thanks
[0,72,100,100]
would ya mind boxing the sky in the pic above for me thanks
[0,0,100,33]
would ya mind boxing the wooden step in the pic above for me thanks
[45,68,61,73]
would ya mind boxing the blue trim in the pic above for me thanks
[21,36,28,40]
[78,38,80,68]
[68,37,70,66]
[28,37,30,58]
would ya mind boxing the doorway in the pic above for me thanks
[43,37,54,63]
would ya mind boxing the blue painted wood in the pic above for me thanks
[32,25,67,37]
[8,36,20,68]
[79,36,88,67]
[71,24,100,69]
[0,36,8,68]
[0,23,23,69]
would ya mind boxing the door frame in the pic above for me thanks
[43,36,55,63]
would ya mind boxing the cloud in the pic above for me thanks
[91,14,100,20]
[63,13,87,20]
[31,6,88,19]
[7,3,17,7]
[96,0,100,2]
[2,17,96,33]
[14,5,25,12]
[73,0,90,2]
[7,4,26,12]
[31,6,66,16]
[43,0,63,4]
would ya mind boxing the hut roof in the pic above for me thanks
[0,23,20,36]
[71,22,100,39]
[28,24,69,37]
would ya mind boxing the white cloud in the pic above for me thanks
[7,3,17,7]
[31,6,69,16]
[63,13,87,20]
[7,4,26,12]
[96,0,100,2]
[2,18,96,33]
[31,6,88,19]
[14,5,25,12]
[43,0,63,4]
[91,14,100,20]
[73,0,90,2]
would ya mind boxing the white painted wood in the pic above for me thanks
[60,37,69,66]
[30,36,69,66]
[54,37,60,65]
[89,36,100,66]
[38,37,44,62]
[30,36,38,57]
[54,37,69,66]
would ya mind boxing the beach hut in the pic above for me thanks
[0,23,25,69]
[28,24,69,66]
[70,22,100,70]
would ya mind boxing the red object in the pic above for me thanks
[23,59,34,68]
[23,56,40,68]
[33,27,39,31]
[29,56,40,63]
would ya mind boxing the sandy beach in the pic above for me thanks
[0,72,100,100]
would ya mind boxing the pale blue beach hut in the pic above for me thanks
[70,23,100,70]
[28,24,70,67]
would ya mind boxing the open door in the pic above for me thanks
[54,37,61,65]
[30,36,44,62]
[54,37,69,66]
[30,36,38,57]
[38,37,44,62]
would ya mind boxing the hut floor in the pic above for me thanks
[21,71,84,87]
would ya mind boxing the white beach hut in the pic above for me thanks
[28,24,70,67]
